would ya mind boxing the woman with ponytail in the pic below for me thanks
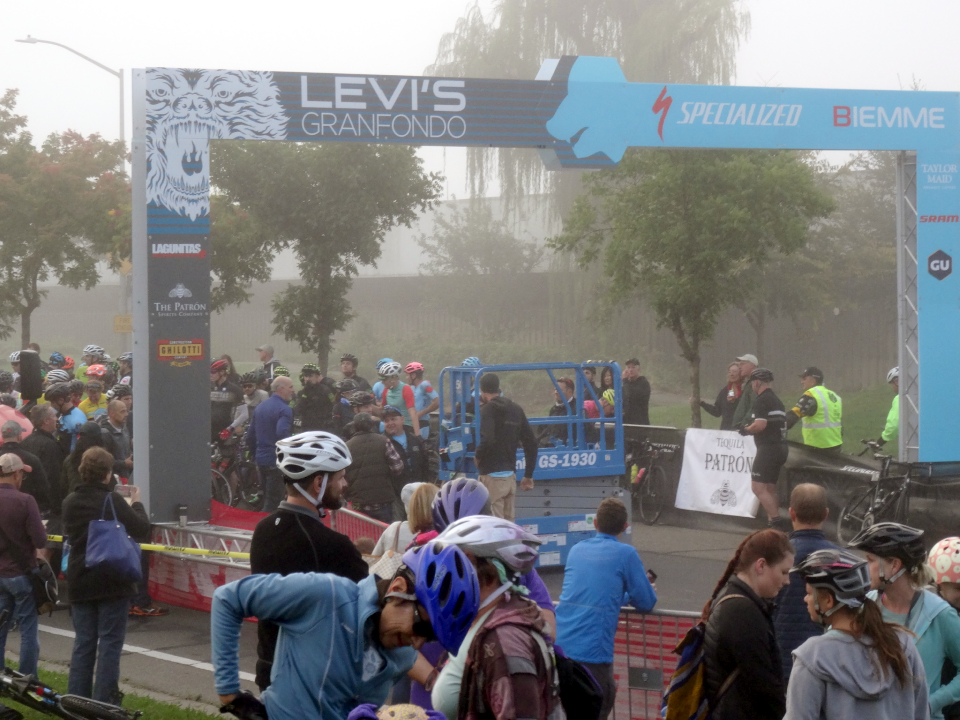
[702,528,794,720]
[786,548,928,719]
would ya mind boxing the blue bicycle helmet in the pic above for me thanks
[401,541,480,653]
[461,356,482,367]
[49,351,65,367]
[433,478,491,532]
[376,358,395,372]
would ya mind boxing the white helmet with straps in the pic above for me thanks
[276,431,351,480]
[886,367,899,384]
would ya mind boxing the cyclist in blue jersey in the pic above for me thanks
[44,383,87,454]
[213,526,481,720]
[378,362,420,437]
[371,358,394,401]
[405,362,438,440]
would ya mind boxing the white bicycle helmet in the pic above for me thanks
[82,344,105,360]
[8,351,20,363]
[436,515,542,575]
[275,431,352,480]
[45,369,70,384]
[886,366,899,384]
[380,361,402,377]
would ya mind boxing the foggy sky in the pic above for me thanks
[3,0,960,200]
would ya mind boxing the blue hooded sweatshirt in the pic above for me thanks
[870,588,960,719]
[212,573,416,720]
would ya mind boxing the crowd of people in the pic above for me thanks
[0,341,949,720]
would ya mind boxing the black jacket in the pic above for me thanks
[21,429,65,514]
[249,502,369,690]
[293,379,337,433]
[61,483,151,604]
[476,396,538,479]
[622,376,651,426]
[703,577,785,720]
[772,529,835,679]
[700,384,742,431]
[2,441,51,514]
[387,428,429,496]
[345,431,399,505]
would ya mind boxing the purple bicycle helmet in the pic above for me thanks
[436,515,542,575]
[401,541,480,653]
[432,478,491,531]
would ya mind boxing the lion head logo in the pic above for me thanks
[146,69,289,220]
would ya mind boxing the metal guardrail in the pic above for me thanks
[612,606,700,720]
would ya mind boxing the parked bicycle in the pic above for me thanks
[211,437,264,510]
[836,440,910,544]
[626,439,679,525]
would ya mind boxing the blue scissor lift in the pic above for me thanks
[437,362,629,568]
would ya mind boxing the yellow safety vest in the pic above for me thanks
[801,385,843,448]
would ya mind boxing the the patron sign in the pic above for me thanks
[675,429,759,518]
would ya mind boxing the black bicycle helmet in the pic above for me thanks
[337,378,360,394]
[349,392,377,408]
[794,549,871,613]
[340,353,359,367]
[848,522,926,571]
[44,382,72,401]
[0,371,13,391]
[68,379,86,395]
[749,367,775,383]
[107,383,132,400]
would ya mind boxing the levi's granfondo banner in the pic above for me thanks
[675,429,760,519]
[133,57,960,520]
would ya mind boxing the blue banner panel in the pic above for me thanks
[916,150,960,462]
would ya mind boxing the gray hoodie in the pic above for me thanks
[785,628,930,720]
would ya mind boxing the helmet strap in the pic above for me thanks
[293,473,329,516]
[878,558,906,589]
[479,581,511,611]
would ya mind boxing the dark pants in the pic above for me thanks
[582,661,616,720]
[0,575,39,676]
[68,598,130,703]
[260,465,285,513]
[132,552,152,608]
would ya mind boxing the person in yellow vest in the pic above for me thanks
[785,367,843,452]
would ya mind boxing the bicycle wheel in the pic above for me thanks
[61,694,141,720]
[236,461,264,511]
[837,485,875,544]
[637,463,667,525]
[211,469,233,506]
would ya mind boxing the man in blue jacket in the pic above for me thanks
[773,482,836,679]
[556,497,657,720]
[246,376,294,512]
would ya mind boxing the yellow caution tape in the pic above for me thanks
[47,535,250,560]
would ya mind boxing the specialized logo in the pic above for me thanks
[652,86,672,141]
[929,249,953,281]
[168,283,193,298]
[920,215,959,223]
[151,243,206,258]
[833,105,946,129]
[146,69,289,220]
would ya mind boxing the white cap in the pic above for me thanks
[736,354,759,365]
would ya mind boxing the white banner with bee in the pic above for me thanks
[675,429,760,517]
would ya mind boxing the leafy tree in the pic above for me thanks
[428,0,750,212]
[417,201,543,275]
[551,148,835,427]
[0,89,128,346]
[734,152,898,355]
[208,195,278,311]
[210,141,441,371]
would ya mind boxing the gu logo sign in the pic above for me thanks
[928,250,953,281]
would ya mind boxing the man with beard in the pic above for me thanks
[249,431,369,692]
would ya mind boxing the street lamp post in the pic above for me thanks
[16,35,130,351]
